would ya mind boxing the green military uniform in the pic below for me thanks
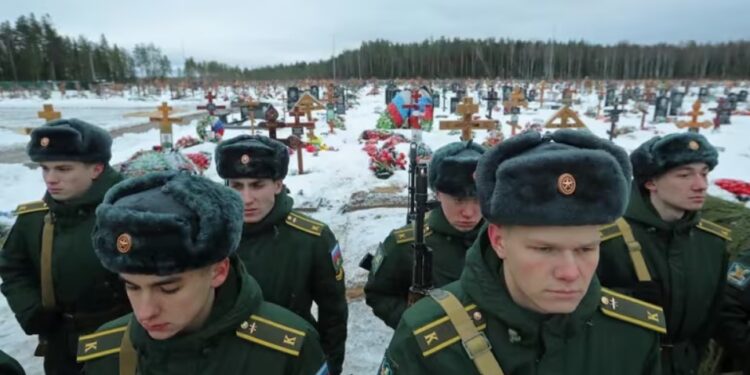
[0,350,25,375]
[216,135,347,374]
[597,133,729,375]
[716,250,750,374]
[0,119,128,375]
[382,232,663,375]
[81,171,329,374]
[365,207,482,328]
[80,259,328,375]
[365,141,485,328]
[382,130,663,374]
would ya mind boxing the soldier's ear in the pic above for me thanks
[487,223,508,260]
[210,258,231,289]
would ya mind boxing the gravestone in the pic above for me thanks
[728,93,738,111]
[605,88,616,107]
[654,96,669,122]
[527,89,537,102]
[432,92,441,109]
[699,87,709,103]
[484,88,499,119]
[502,85,512,102]
[669,91,685,116]
[455,88,466,101]
[738,90,748,103]
[287,87,300,111]
[385,84,399,105]
[310,85,320,100]
[450,97,460,114]
[716,98,733,125]
[335,89,347,115]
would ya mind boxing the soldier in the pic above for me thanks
[78,172,328,374]
[381,130,663,374]
[597,132,730,375]
[364,141,485,328]
[0,119,129,375]
[0,350,25,375]
[214,135,347,375]
[717,249,750,374]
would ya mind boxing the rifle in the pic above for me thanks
[408,163,433,305]
[406,142,418,225]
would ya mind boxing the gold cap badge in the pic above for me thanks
[557,173,576,195]
[688,140,700,151]
[40,137,50,147]
[116,233,132,254]
[240,154,251,165]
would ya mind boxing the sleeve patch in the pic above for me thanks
[76,326,126,362]
[285,212,324,236]
[14,200,48,215]
[379,352,396,374]
[599,288,667,334]
[697,219,732,241]
[371,243,385,275]
[727,261,750,289]
[236,315,306,357]
[331,243,344,281]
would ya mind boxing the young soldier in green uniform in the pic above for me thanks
[214,135,347,374]
[0,350,25,375]
[78,172,328,374]
[0,119,129,375]
[597,133,730,375]
[717,249,750,374]
[381,130,664,375]
[365,141,485,328]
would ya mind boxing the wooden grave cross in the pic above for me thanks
[544,105,587,129]
[197,91,226,115]
[605,100,625,141]
[538,81,546,108]
[439,97,498,141]
[284,106,316,175]
[676,100,712,133]
[503,87,528,114]
[246,96,260,134]
[38,104,62,123]
[262,105,286,140]
[150,102,182,150]
[294,92,325,122]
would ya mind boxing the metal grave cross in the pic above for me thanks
[439,97,498,141]
[197,91,226,115]
[605,100,625,141]
[150,102,182,150]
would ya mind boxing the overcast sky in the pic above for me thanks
[3,0,748,69]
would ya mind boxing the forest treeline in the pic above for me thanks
[1,13,748,83]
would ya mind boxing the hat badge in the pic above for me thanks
[688,140,700,151]
[240,154,251,165]
[557,173,577,196]
[40,137,50,148]
[116,233,132,254]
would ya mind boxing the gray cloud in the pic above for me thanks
[3,0,748,69]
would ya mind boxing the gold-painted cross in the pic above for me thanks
[149,102,182,149]
[38,104,61,123]
[544,106,587,129]
[439,97,498,141]
[676,100,712,133]
[294,93,325,122]
[246,96,260,134]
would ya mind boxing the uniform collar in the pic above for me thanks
[427,206,483,243]
[242,189,294,236]
[44,166,122,217]
[625,183,700,232]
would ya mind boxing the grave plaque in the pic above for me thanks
[605,88,616,107]
[528,89,537,102]
[502,85,512,101]
[728,93,738,111]
[717,98,732,125]
[432,92,441,109]
[738,90,748,103]
[654,96,669,122]
[310,85,320,99]
[287,87,300,110]
[450,97,460,114]
[698,87,709,103]
[669,91,685,116]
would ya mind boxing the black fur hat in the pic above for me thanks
[92,171,243,275]
[429,141,486,197]
[215,135,289,180]
[27,118,112,164]
[630,132,718,186]
[475,130,632,226]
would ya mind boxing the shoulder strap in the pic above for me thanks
[119,322,137,375]
[393,224,433,244]
[236,314,306,356]
[40,213,56,309]
[600,288,667,334]
[76,326,127,363]
[599,222,622,241]
[285,212,324,236]
[697,219,732,241]
[429,289,504,375]
[15,200,48,215]
[614,218,652,282]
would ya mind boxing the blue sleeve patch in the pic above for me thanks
[331,243,344,281]
[315,362,329,375]
[727,261,750,289]
[379,355,394,375]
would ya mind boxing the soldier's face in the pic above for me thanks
[436,192,482,232]
[120,258,230,340]
[228,178,284,223]
[488,224,600,314]
[646,163,709,215]
[40,161,103,201]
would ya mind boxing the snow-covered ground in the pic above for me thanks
[1,84,749,374]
